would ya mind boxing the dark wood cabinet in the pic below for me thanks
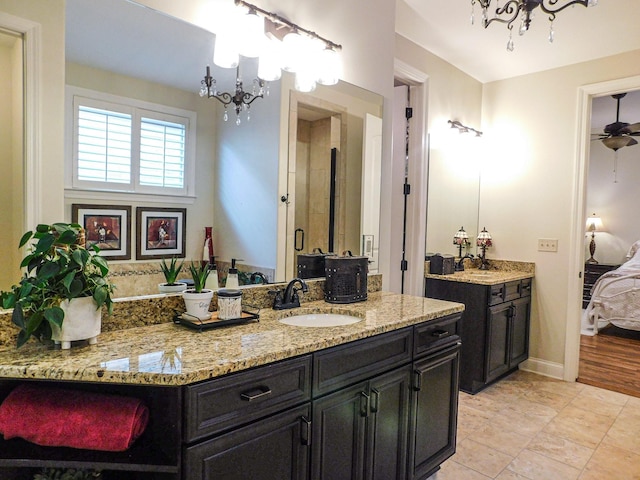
[583,263,619,308]
[425,277,531,394]
[0,314,462,480]
[184,404,311,480]
[408,344,460,480]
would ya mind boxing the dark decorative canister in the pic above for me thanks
[297,248,335,279]
[324,255,369,304]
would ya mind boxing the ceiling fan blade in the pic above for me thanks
[602,136,638,151]
[621,122,640,134]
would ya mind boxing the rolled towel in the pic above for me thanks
[0,384,149,452]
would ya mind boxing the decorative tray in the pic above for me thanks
[173,308,260,332]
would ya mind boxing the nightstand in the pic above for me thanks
[583,263,620,308]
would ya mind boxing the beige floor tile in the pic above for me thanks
[459,392,506,417]
[536,378,586,398]
[526,431,594,469]
[519,388,574,410]
[567,394,623,420]
[471,422,532,457]
[579,443,640,480]
[578,384,630,406]
[542,415,607,449]
[602,411,640,455]
[506,449,581,480]
[489,409,554,437]
[454,438,514,478]
[495,470,535,480]
[554,403,616,432]
[427,460,493,480]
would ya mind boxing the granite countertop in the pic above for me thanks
[0,292,464,387]
[424,269,534,286]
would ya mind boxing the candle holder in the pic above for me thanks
[476,227,492,270]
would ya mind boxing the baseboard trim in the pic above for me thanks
[519,357,565,381]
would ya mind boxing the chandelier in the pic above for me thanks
[470,0,598,51]
[200,0,342,125]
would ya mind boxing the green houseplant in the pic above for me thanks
[158,256,186,293]
[182,262,213,320]
[0,223,114,348]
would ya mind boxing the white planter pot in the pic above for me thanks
[158,282,187,294]
[182,289,214,320]
[51,297,102,349]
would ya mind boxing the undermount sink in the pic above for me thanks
[279,313,363,328]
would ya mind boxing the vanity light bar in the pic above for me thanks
[235,0,342,51]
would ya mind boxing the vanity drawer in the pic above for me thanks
[313,327,413,397]
[184,355,312,442]
[504,281,521,302]
[519,278,532,297]
[413,313,461,358]
[489,284,505,305]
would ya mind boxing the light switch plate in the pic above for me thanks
[538,238,558,252]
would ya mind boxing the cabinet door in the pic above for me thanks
[486,302,511,382]
[183,404,311,480]
[509,297,530,367]
[311,382,368,480]
[408,344,460,480]
[365,366,411,480]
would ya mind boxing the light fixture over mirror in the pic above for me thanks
[199,0,343,124]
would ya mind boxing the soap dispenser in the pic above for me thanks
[205,256,219,291]
[225,258,240,288]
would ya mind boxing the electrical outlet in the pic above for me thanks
[538,238,558,252]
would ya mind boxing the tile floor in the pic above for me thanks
[428,370,640,480]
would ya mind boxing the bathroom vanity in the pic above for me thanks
[0,292,463,480]
[425,265,534,394]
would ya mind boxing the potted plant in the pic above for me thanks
[0,223,114,349]
[182,262,213,320]
[158,256,187,294]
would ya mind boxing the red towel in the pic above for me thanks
[0,384,149,452]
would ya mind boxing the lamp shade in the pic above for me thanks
[453,227,469,245]
[586,214,604,232]
[477,227,492,247]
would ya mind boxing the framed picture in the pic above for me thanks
[71,204,131,260]
[136,207,186,260]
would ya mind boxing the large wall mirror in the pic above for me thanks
[65,0,383,289]
[425,128,481,259]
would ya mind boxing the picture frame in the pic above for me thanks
[71,204,131,260]
[136,207,186,260]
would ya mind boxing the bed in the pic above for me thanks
[584,240,640,334]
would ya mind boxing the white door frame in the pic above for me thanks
[564,75,640,381]
[393,59,429,296]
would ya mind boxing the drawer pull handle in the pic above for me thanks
[300,416,311,446]
[370,388,380,413]
[240,386,272,401]
[360,392,370,417]
[413,370,422,392]
[431,329,450,339]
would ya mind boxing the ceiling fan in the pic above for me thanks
[593,93,640,151]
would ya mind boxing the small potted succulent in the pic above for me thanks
[0,223,114,349]
[182,262,213,320]
[158,256,187,294]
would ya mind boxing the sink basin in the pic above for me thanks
[279,313,363,328]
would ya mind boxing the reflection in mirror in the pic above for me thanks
[0,29,24,291]
[425,124,481,260]
[64,0,383,296]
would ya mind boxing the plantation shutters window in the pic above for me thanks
[70,92,195,197]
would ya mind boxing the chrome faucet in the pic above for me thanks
[455,254,474,272]
[272,278,308,310]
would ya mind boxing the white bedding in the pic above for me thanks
[584,243,640,333]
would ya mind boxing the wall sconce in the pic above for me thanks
[448,120,483,137]
[200,0,342,125]
[585,213,604,264]
[476,227,493,270]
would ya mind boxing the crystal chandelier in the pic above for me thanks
[470,0,598,51]
[200,0,342,125]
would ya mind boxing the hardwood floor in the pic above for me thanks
[578,332,640,397]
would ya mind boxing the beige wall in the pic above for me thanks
[1,0,65,224]
[481,50,640,368]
